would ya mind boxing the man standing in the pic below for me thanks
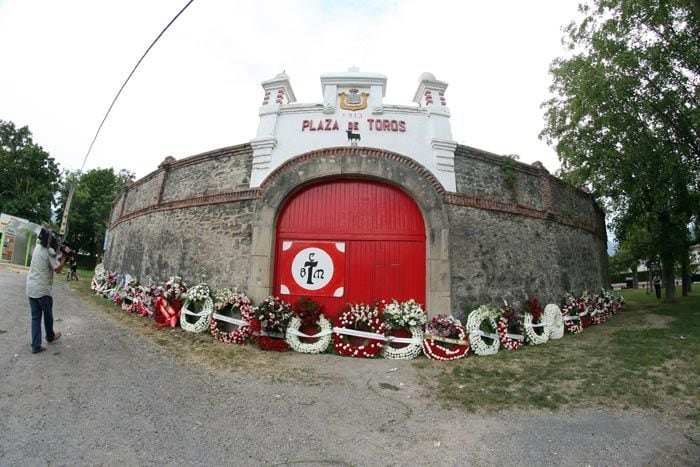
[652,274,662,299]
[26,230,68,354]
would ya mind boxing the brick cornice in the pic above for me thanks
[444,192,601,237]
[109,188,261,228]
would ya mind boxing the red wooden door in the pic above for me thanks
[274,179,426,321]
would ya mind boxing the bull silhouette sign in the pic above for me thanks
[278,241,345,297]
[346,130,361,146]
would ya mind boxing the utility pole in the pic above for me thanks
[59,184,76,236]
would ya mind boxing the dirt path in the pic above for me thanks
[0,267,696,466]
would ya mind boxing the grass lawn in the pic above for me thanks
[417,288,699,433]
[69,269,699,433]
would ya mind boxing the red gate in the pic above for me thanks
[274,179,426,320]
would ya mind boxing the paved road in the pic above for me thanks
[0,267,696,466]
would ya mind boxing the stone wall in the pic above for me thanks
[448,145,607,317]
[105,141,608,316]
[104,144,256,290]
[105,202,255,291]
[447,205,606,319]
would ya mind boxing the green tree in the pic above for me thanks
[0,120,61,223]
[541,0,700,301]
[56,168,132,258]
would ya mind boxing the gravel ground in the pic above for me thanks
[0,267,697,466]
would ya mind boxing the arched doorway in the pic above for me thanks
[274,179,426,320]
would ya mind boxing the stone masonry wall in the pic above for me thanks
[449,144,607,317]
[454,146,544,210]
[105,202,255,291]
[104,144,255,289]
[447,205,607,319]
[160,146,252,203]
[105,141,607,316]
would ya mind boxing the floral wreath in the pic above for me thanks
[332,303,386,358]
[578,293,593,328]
[180,283,214,333]
[523,296,549,345]
[422,314,469,361]
[543,304,565,339]
[252,296,292,352]
[133,280,159,318]
[285,298,332,354]
[381,299,426,360]
[561,294,583,334]
[210,292,254,344]
[120,284,140,313]
[589,294,607,325]
[497,300,524,351]
[466,305,501,356]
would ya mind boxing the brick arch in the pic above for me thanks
[259,146,447,195]
[246,147,452,315]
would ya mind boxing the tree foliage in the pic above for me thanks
[541,0,700,299]
[0,120,61,223]
[56,168,132,258]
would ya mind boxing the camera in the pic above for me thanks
[38,228,73,255]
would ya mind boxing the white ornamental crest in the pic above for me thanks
[290,248,334,291]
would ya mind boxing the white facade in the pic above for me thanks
[249,68,458,190]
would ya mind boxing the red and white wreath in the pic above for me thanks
[332,303,386,358]
[422,314,469,361]
[561,294,583,334]
[210,292,255,344]
[497,300,524,351]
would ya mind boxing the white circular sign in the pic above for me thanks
[291,247,334,291]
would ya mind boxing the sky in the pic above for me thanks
[0,0,583,180]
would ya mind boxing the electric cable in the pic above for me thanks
[79,0,195,171]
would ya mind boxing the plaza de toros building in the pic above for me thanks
[104,69,608,319]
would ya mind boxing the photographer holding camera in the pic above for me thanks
[26,229,71,354]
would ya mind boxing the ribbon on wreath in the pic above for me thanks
[423,334,470,346]
[332,326,387,341]
[287,327,334,339]
[211,313,248,328]
[154,297,182,328]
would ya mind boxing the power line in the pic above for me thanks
[60,0,195,236]
[79,0,195,171]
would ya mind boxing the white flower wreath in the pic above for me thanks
[180,283,213,333]
[381,325,424,360]
[180,296,214,333]
[466,305,501,356]
[285,316,332,354]
[381,299,426,360]
[524,312,550,345]
[543,304,564,340]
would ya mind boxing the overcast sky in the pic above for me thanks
[0,0,582,180]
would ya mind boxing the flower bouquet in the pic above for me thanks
[252,296,292,351]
